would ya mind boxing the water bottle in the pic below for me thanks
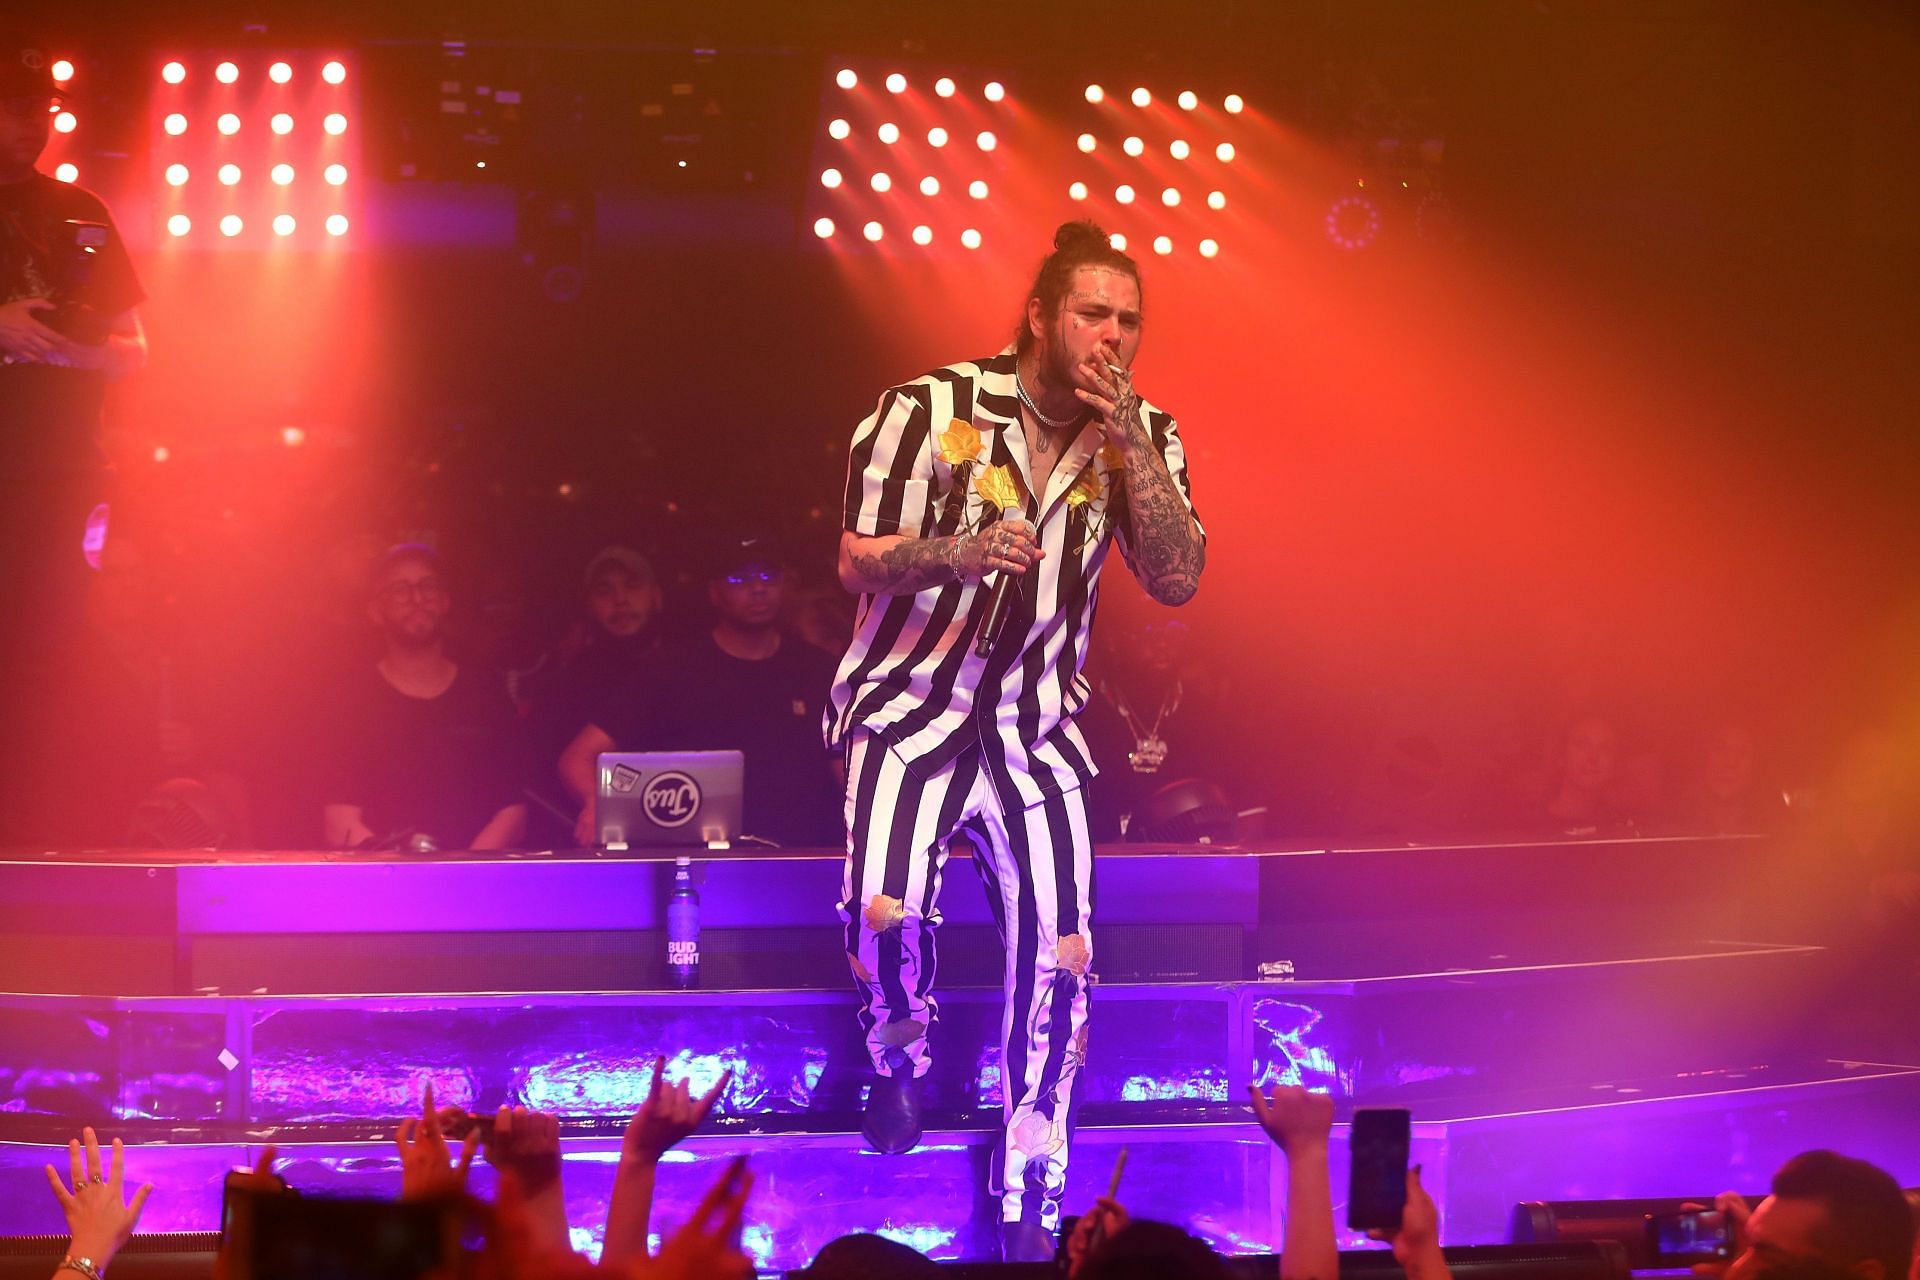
[666,857,701,989]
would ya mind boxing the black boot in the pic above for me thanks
[860,1047,922,1154]
[1000,1219,1056,1263]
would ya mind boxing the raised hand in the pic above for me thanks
[650,1156,755,1280]
[1368,1166,1446,1275]
[623,1056,733,1162]
[1247,1082,1334,1155]
[1065,1195,1130,1277]
[484,1104,563,1198]
[43,1127,153,1271]
[394,1082,480,1201]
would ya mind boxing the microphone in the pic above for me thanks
[974,507,1030,657]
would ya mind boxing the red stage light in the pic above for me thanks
[218,163,241,185]
[273,214,297,236]
[161,61,186,84]
[927,127,949,147]
[828,118,851,140]
[1207,190,1226,209]
[322,61,347,85]
[912,224,933,245]
[1153,235,1172,255]
[836,68,858,90]
[1068,181,1088,200]
[54,163,77,183]
[1169,139,1190,160]
[934,77,956,98]
[885,73,907,94]
[1109,232,1127,250]
[1085,85,1104,103]
[1178,90,1198,110]
[166,214,190,237]
[821,167,843,188]
[153,446,171,462]
[215,61,239,84]
[814,217,835,238]
[165,163,189,186]
[1131,87,1151,107]
[269,61,292,84]
[325,213,349,236]
[217,113,240,135]
[877,122,900,144]
[1122,136,1144,157]
[968,179,988,199]
[870,172,892,192]
[323,113,347,135]
[219,214,243,237]
[1223,94,1245,114]
[863,220,884,241]
[53,112,76,134]
[960,228,982,249]
[52,60,74,82]
[1199,238,1219,258]
[919,176,940,195]
[1077,133,1096,153]
[164,112,188,135]
[271,113,294,134]
[983,81,1005,102]
[281,425,306,446]
[324,163,347,185]
[271,163,295,185]
[975,131,997,151]
[1216,142,1235,162]
[1115,184,1136,204]
[1161,187,1181,206]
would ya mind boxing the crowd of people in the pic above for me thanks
[37,1075,1919,1280]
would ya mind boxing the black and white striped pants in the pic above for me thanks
[839,730,1095,1231]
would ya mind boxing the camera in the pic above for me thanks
[40,219,114,345]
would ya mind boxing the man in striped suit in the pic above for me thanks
[827,220,1206,1259]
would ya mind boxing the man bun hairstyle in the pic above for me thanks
[1015,219,1142,357]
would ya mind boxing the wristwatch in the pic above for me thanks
[60,1257,105,1280]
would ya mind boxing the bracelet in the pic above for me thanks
[60,1257,104,1280]
[948,533,970,583]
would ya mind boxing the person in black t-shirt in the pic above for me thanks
[0,40,152,845]
[321,545,530,851]
[560,531,843,848]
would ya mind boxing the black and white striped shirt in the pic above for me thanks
[826,348,1203,805]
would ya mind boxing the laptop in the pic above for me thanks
[595,750,745,849]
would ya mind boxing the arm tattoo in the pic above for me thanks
[1111,392,1205,606]
[850,535,957,595]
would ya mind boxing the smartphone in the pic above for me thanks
[223,1188,469,1280]
[1347,1107,1411,1232]
[220,1168,293,1243]
[1645,1209,1736,1264]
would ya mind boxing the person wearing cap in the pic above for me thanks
[0,38,149,844]
[559,530,842,849]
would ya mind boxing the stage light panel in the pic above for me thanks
[919,175,939,195]
[323,113,347,135]
[960,228,981,249]
[1153,235,1172,255]
[164,112,188,135]
[217,113,240,135]
[322,60,346,84]
[912,224,933,245]
[885,73,907,94]
[877,122,899,144]
[863,220,884,241]
[54,163,77,183]
[1131,87,1151,107]
[869,171,891,192]
[1077,133,1096,153]
[828,118,851,140]
[162,61,186,84]
[1178,90,1198,110]
[167,214,191,237]
[814,216,835,238]
[215,61,238,84]
[271,113,294,135]
[165,163,189,186]
[269,61,292,84]
[983,81,1005,102]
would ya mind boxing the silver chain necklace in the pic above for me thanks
[1015,367,1084,431]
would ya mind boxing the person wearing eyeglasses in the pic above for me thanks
[559,530,842,849]
[320,544,530,851]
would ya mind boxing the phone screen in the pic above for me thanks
[1347,1107,1411,1231]
[1647,1209,1735,1262]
